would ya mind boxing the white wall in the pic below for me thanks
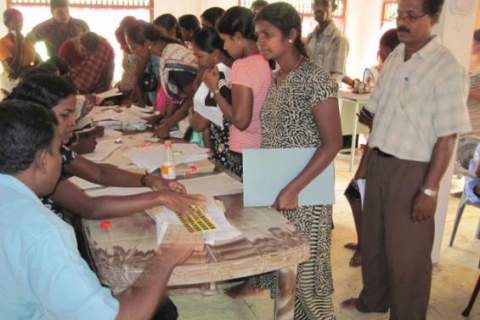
[344,0,384,78]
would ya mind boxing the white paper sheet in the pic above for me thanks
[68,177,103,190]
[148,198,244,246]
[83,139,122,162]
[181,173,243,197]
[86,187,151,197]
[125,143,210,173]
[355,179,366,209]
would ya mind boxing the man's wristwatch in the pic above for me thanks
[421,187,438,197]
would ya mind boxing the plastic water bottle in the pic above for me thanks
[161,140,176,180]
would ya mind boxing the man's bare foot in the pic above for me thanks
[341,298,360,310]
[341,298,388,313]
[224,281,263,299]
[349,250,362,267]
[344,242,358,251]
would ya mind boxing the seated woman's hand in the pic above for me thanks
[160,191,207,216]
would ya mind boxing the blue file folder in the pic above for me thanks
[243,148,335,207]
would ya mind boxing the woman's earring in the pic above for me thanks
[288,39,293,44]
[148,45,152,50]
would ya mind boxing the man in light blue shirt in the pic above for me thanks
[0,101,193,320]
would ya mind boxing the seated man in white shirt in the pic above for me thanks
[0,100,193,320]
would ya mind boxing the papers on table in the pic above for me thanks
[79,106,148,131]
[147,198,244,246]
[97,88,123,100]
[243,148,335,207]
[126,143,210,173]
[68,177,103,190]
[181,173,243,197]
[86,187,151,197]
[83,139,122,162]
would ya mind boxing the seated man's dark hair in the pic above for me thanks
[0,101,57,174]
[7,73,76,110]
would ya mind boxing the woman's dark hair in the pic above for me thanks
[380,28,400,51]
[0,100,57,174]
[193,27,230,58]
[251,0,268,10]
[423,0,444,17]
[201,7,225,28]
[126,21,180,46]
[179,14,201,34]
[153,14,181,39]
[255,2,307,56]
[47,56,70,76]
[80,32,100,52]
[115,16,137,52]
[7,73,76,110]
[217,6,256,41]
[125,21,179,46]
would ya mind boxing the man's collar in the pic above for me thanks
[400,35,440,61]
[316,20,337,36]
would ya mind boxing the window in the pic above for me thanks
[7,0,153,81]
[239,0,348,36]
[381,0,398,31]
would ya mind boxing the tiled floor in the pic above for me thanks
[171,157,480,320]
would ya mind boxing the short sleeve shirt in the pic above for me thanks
[0,174,119,319]
[367,37,471,162]
[229,54,271,152]
[306,21,349,79]
[261,60,338,149]
[28,18,89,57]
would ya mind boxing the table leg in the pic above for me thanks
[274,266,297,320]
[350,103,359,171]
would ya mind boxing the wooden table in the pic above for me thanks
[81,130,310,320]
[338,90,371,171]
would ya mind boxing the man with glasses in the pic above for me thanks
[342,0,470,319]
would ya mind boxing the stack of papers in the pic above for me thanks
[83,139,123,162]
[125,143,210,173]
[181,173,243,197]
[78,106,148,131]
[147,198,244,246]
[97,88,123,100]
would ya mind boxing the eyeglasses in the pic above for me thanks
[394,10,427,22]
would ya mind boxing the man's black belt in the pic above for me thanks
[373,147,395,158]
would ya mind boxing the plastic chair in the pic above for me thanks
[462,258,479,317]
[449,135,480,247]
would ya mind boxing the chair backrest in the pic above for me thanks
[457,135,480,170]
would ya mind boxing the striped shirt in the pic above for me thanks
[367,37,471,162]
[306,20,349,80]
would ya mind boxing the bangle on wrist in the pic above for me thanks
[421,187,437,197]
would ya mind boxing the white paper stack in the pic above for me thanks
[79,106,148,131]
[125,143,210,173]
[147,198,244,246]
[83,139,122,162]
[181,173,243,197]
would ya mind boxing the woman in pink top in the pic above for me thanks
[203,6,271,176]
